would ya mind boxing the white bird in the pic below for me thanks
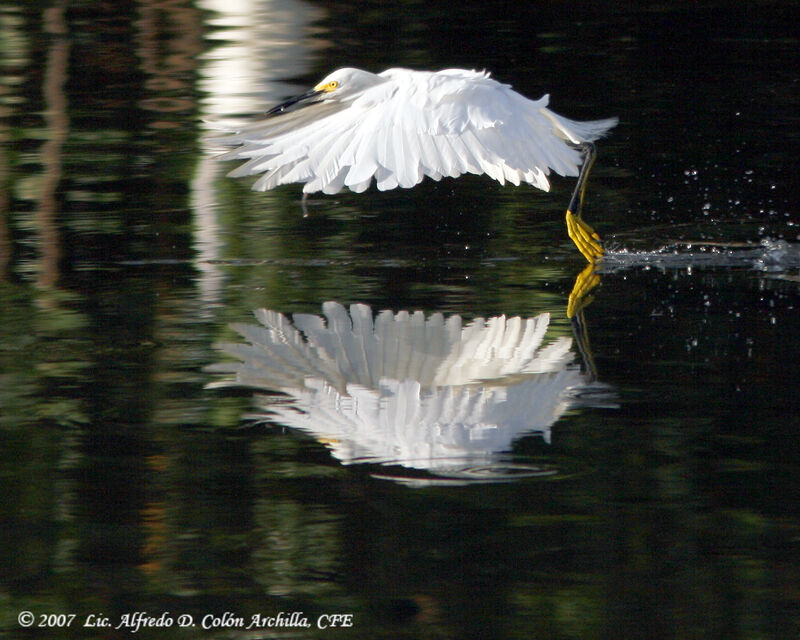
[213,67,617,261]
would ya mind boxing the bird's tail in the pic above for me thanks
[541,108,618,145]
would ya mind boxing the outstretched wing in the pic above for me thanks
[213,69,617,195]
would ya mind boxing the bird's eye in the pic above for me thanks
[328,81,338,89]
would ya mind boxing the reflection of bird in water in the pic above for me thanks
[208,302,614,481]
[212,67,617,262]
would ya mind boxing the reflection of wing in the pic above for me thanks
[266,373,582,468]
[208,302,594,474]
[210,301,574,393]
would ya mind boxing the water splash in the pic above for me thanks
[600,238,800,274]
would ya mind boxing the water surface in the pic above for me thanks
[1,1,799,638]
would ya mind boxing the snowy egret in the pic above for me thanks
[214,67,617,261]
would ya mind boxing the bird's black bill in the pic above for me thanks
[265,89,324,117]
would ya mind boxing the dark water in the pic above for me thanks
[2,1,800,638]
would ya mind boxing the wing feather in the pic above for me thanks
[391,124,412,188]
[432,136,462,179]
[343,123,379,186]
[417,131,445,180]
[446,134,482,175]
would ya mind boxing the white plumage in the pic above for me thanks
[209,301,575,393]
[212,67,618,195]
[207,302,604,476]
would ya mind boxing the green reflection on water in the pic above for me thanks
[0,0,799,638]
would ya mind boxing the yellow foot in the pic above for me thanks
[566,209,604,263]
[566,263,601,319]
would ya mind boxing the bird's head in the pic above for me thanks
[266,68,383,117]
[313,68,383,101]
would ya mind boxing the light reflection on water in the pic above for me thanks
[370,459,563,487]
[192,0,325,310]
